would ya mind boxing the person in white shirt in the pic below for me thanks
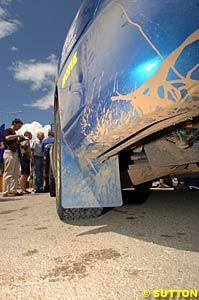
[31,131,44,193]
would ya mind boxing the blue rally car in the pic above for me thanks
[51,0,199,220]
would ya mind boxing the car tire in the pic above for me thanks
[49,163,56,197]
[59,207,104,221]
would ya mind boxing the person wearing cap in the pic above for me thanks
[3,118,24,197]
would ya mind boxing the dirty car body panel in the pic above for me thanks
[54,0,199,210]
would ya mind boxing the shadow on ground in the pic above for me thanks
[66,191,199,252]
[0,196,25,203]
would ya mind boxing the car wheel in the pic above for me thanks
[49,163,56,197]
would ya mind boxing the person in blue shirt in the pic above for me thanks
[42,130,54,192]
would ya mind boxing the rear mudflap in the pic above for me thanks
[60,137,123,208]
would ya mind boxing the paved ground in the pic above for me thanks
[0,190,199,300]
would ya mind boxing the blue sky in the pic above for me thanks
[0,0,82,126]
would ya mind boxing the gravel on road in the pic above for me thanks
[0,191,199,300]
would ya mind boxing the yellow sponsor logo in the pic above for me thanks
[142,289,198,299]
[61,52,78,89]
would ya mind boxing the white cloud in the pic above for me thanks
[0,18,20,39]
[10,45,18,51]
[0,7,6,16]
[11,55,57,110]
[17,121,51,140]
[0,2,21,39]
[24,89,54,111]
[12,55,57,91]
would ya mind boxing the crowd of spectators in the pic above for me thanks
[1,118,54,197]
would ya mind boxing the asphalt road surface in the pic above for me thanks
[0,190,199,300]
